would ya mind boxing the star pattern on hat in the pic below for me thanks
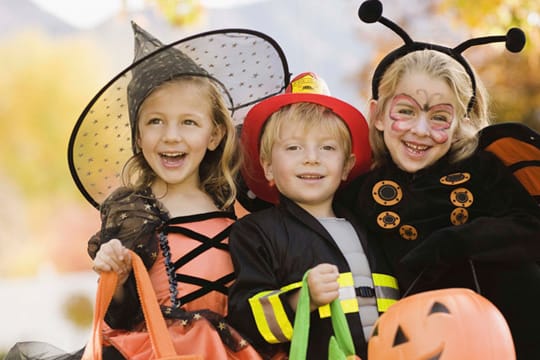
[68,24,290,208]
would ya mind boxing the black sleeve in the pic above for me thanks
[402,152,540,269]
[87,190,145,330]
[227,215,294,354]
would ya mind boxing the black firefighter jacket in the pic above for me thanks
[227,196,398,360]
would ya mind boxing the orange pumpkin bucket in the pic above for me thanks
[368,288,515,360]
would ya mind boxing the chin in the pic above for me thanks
[397,162,425,174]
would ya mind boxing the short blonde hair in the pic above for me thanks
[123,76,241,210]
[259,102,353,164]
[370,50,490,168]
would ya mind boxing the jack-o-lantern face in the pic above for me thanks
[368,288,515,360]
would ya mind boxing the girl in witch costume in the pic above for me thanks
[227,72,399,360]
[339,1,540,359]
[5,22,289,360]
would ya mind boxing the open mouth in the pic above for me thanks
[160,152,186,165]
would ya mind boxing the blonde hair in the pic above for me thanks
[123,76,241,210]
[370,50,490,168]
[259,102,353,163]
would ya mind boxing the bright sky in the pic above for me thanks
[29,0,144,28]
[30,0,265,29]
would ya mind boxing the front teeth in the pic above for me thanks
[160,152,185,158]
[404,142,428,151]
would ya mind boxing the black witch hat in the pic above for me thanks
[68,22,290,209]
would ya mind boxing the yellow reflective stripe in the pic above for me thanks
[318,272,358,318]
[376,298,397,312]
[268,292,294,340]
[372,273,399,312]
[338,272,354,287]
[340,298,359,313]
[248,283,302,344]
[281,281,302,293]
[372,273,398,288]
[319,304,330,318]
[249,291,279,343]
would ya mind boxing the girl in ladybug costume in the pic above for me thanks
[340,1,540,359]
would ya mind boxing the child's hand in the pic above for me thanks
[307,263,340,309]
[93,239,132,286]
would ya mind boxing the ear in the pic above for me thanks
[208,124,225,151]
[261,158,274,182]
[370,99,385,131]
[341,154,356,181]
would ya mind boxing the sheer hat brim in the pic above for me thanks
[68,27,290,209]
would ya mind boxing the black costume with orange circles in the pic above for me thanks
[339,149,540,359]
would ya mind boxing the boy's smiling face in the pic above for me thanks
[374,70,459,173]
[261,118,355,218]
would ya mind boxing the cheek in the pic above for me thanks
[389,111,414,133]
[391,120,412,132]
[430,120,452,143]
[430,129,449,144]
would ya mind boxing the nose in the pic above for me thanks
[303,146,320,164]
[410,113,430,137]
[163,123,183,143]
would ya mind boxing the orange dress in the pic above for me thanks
[103,212,262,360]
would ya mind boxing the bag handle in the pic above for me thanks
[289,271,358,360]
[82,250,182,360]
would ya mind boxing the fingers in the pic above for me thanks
[307,263,340,307]
[92,239,132,275]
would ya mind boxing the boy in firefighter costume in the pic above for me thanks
[339,1,540,359]
[227,72,399,360]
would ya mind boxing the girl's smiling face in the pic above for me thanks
[136,80,222,192]
[373,71,458,173]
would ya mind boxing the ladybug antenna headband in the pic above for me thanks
[358,0,526,114]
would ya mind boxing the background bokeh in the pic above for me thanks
[1,0,538,354]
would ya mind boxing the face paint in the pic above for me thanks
[389,94,454,144]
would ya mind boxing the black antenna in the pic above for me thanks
[358,0,526,114]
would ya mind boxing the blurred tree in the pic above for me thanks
[439,0,540,130]
[0,31,107,275]
[0,31,109,201]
